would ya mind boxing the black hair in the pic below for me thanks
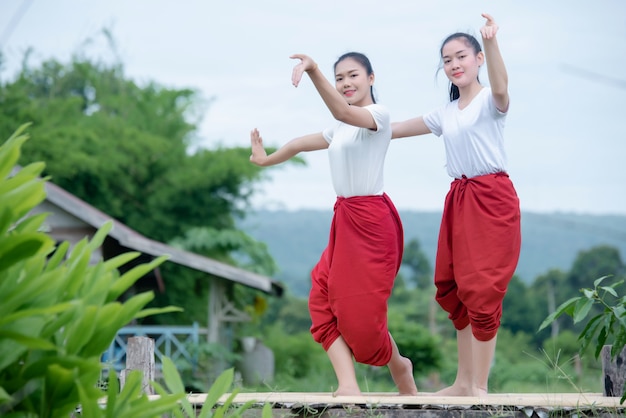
[438,33,482,102]
[333,52,376,104]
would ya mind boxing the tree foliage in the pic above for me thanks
[0,35,287,324]
[401,238,433,289]
[0,53,264,243]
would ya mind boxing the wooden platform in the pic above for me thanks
[195,392,626,417]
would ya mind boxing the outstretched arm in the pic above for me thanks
[480,13,509,112]
[249,128,328,167]
[290,54,377,130]
[391,116,431,139]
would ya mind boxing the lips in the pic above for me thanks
[452,72,463,78]
[344,90,355,97]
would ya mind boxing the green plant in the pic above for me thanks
[160,358,272,418]
[0,124,196,417]
[538,275,626,403]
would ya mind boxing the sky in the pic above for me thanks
[1,0,625,215]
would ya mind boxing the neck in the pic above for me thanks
[458,82,483,100]
[456,82,483,108]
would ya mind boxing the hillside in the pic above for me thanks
[238,210,626,297]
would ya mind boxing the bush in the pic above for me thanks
[0,124,267,417]
[539,275,626,403]
[389,321,442,375]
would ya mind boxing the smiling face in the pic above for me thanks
[334,57,374,107]
[441,37,484,89]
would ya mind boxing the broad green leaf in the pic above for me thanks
[261,402,273,418]
[599,285,619,298]
[0,234,50,273]
[107,255,168,301]
[0,328,53,353]
[46,241,70,270]
[134,306,183,319]
[0,207,13,237]
[593,275,612,287]
[77,383,100,418]
[122,393,186,418]
[0,302,74,327]
[104,367,120,418]
[0,179,47,220]
[578,314,603,341]
[66,305,99,355]
[201,368,234,412]
[115,370,144,408]
[115,292,155,325]
[102,251,141,272]
[0,386,11,405]
[0,131,28,179]
[161,356,185,394]
[537,296,581,331]
[87,221,113,250]
[573,298,594,324]
[12,212,48,234]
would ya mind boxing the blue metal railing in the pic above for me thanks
[101,323,204,372]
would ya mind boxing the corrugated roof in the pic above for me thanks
[39,175,283,296]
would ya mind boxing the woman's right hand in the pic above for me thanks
[250,128,268,166]
[290,53,318,87]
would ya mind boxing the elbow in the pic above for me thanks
[330,106,352,124]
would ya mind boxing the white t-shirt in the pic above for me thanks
[423,87,508,179]
[322,104,390,198]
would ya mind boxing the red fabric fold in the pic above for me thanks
[434,172,521,341]
[309,193,403,366]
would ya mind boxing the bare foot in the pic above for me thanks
[435,384,487,397]
[389,356,418,395]
[332,386,362,397]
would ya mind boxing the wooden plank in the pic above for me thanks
[180,392,624,409]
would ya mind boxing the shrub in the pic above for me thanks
[0,124,267,417]
[539,275,626,403]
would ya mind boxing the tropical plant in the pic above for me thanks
[0,124,269,417]
[538,275,626,403]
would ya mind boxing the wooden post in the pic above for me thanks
[120,336,155,395]
[601,344,626,398]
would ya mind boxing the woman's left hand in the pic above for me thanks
[250,128,268,166]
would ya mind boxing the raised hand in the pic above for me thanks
[480,13,499,40]
[250,128,268,166]
[290,53,318,87]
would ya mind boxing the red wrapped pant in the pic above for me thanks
[434,172,521,341]
[309,193,403,366]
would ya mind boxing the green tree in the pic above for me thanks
[566,245,625,298]
[502,275,544,339]
[0,55,258,243]
[558,246,625,335]
[0,34,291,324]
[401,238,432,289]
[530,269,568,345]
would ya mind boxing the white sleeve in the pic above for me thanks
[423,106,443,137]
[365,104,390,133]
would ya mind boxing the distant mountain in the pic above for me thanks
[238,210,626,297]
